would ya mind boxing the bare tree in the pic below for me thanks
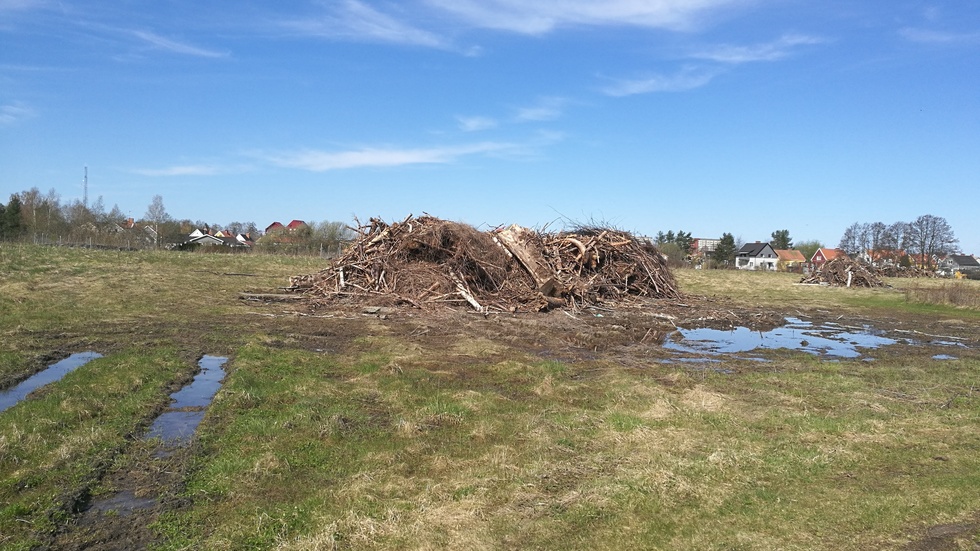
[17,187,63,236]
[144,195,170,247]
[838,222,868,257]
[867,222,887,253]
[905,214,957,268]
[881,221,909,263]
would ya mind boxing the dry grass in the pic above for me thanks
[2,245,979,550]
[904,281,980,309]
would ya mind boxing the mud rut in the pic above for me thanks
[44,356,228,550]
[47,442,197,550]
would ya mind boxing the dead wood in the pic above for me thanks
[800,256,886,288]
[287,215,680,312]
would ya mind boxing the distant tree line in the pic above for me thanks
[0,195,25,239]
[651,214,962,272]
[653,228,812,270]
[0,187,354,256]
[654,230,694,267]
[838,215,957,268]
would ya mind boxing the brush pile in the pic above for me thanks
[800,256,886,288]
[287,215,679,312]
[879,265,936,278]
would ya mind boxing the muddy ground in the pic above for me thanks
[21,294,980,550]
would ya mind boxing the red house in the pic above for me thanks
[810,248,844,269]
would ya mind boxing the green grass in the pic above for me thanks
[0,349,189,549]
[1,244,979,550]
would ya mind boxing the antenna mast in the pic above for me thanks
[83,166,88,208]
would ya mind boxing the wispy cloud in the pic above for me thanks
[899,27,980,45]
[689,33,825,64]
[601,67,718,97]
[424,0,743,34]
[456,115,498,132]
[281,0,448,49]
[131,164,235,177]
[0,0,45,13]
[0,101,36,125]
[514,96,568,122]
[130,30,229,58]
[264,142,517,171]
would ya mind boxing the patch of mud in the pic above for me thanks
[903,514,980,550]
[49,444,198,551]
[47,356,228,550]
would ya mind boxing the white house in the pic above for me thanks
[736,242,778,270]
[938,254,980,276]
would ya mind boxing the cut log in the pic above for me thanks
[495,224,564,296]
[240,293,304,302]
[449,271,484,312]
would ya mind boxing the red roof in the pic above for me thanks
[287,219,307,230]
[265,221,285,232]
[811,248,844,263]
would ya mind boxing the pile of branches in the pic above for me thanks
[800,256,886,288]
[540,225,680,305]
[288,215,679,312]
[879,265,936,278]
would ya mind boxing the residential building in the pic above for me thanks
[811,248,844,269]
[736,242,778,270]
[775,249,807,272]
[938,254,980,276]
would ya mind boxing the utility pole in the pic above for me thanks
[83,166,88,208]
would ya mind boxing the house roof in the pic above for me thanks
[187,234,224,246]
[950,254,980,268]
[287,219,308,230]
[265,221,285,232]
[737,242,774,257]
[867,249,904,261]
[775,249,806,262]
[812,248,844,262]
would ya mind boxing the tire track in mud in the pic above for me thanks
[46,356,228,551]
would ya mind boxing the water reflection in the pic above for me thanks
[145,355,227,445]
[0,352,103,413]
[665,317,897,359]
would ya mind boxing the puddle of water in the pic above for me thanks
[145,355,227,445]
[0,352,103,414]
[146,410,207,443]
[932,354,958,360]
[168,355,227,408]
[85,490,157,516]
[665,317,897,359]
[931,341,967,348]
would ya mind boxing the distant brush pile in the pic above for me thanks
[800,256,885,288]
[288,215,680,312]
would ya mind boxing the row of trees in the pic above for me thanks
[2,187,354,256]
[838,215,958,268]
[654,228,814,269]
[654,215,960,271]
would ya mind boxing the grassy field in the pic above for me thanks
[1,243,978,550]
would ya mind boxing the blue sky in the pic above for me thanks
[2,1,978,252]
